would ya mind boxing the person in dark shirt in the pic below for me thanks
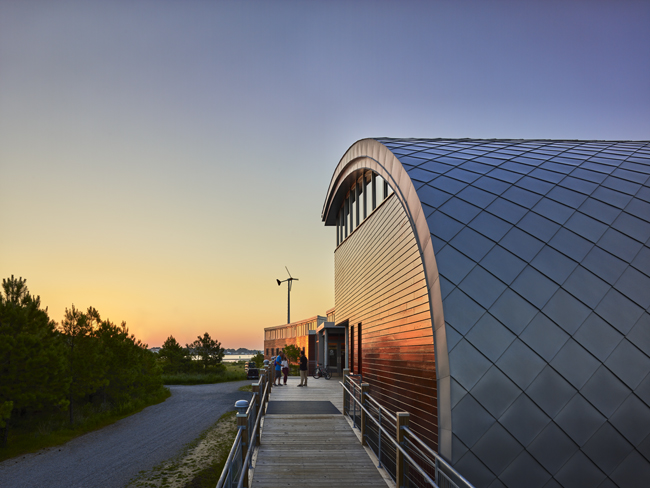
[298,350,308,387]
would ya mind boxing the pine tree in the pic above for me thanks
[187,332,224,371]
[159,335,190,373]
[59,305,107,425]
[0,276,69,446]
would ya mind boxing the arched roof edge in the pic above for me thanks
[322,138,453,459]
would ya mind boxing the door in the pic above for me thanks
[328,343,339,375]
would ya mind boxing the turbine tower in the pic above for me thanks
[276,267,298,324]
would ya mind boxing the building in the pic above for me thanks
[264,309,349,376]
[321,138,650,488]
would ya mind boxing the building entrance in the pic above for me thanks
[328,343,339,375]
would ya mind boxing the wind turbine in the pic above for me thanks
[277,267,299,324]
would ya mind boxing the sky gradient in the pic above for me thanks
[1,0,649,349]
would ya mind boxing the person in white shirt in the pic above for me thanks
[281,354,289,385]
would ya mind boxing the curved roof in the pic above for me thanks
[324,138,650,487]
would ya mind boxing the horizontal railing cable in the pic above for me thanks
[216,429,243,488]
[341,375,475,488]
[402,426,473,488]
[340,381,438,487]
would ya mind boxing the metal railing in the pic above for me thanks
[217,365,272,488]
[342,374,474,488]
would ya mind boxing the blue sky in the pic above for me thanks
[1,0,648,348]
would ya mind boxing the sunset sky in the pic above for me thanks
[1,1,648,349]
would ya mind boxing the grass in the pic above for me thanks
[0,386,171,463]
[162,362,247,385]
[127,410,238,488]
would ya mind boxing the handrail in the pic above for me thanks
[216,429,243,488]
[340,381,437,487]
[402,426,474,488]
[217,370,271,488]
[341,376,474,488]
[344,376,397,422]
[236,379,268,488]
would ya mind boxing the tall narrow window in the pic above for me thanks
[364,172,371,219]
[356,178,363,226]
[336,209,340,245]
[349,191,355,231]
[343,198,350,237]
[371,173,377,210]
[376,174,385,203]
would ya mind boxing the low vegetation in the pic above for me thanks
[162,362,246,385]
[127,410,238,488]
[0,388,170,463]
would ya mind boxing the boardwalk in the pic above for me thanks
[251,376,390,488]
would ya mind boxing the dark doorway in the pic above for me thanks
[357,323,362,375]
[350,325,355,373]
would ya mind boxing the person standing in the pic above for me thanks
[298,350,308,387]
[281,353,289,385]
[274,353,282,386]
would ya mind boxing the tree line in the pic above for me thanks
[0,276,164,447]
[157,333,224,374]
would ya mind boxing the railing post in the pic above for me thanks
[236,406,249,488]
[252,382,260,446]
[396,412,409,488]
[360,383,370,447]
[435,456,440,487]
[343,368,350,415]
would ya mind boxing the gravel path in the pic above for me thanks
[0,381,252,488]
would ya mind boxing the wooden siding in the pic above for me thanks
[335,194,438,450]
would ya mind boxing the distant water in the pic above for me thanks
[223,354,254,362]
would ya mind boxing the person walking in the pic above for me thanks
[298,350,308,387]
[281,353,289,385]
[274,353,282,386]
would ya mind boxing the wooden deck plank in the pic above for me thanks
[250,377,390,487]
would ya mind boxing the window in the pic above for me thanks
[376,174,386,202]
[336,171,394,245]
[350,190,356,231]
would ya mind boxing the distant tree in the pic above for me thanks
[282,344,301,365]
[159,335,190,373]
[0,276,69,446]
[187,332,224,371]
[59,305,107,425]
[251,352,264,368]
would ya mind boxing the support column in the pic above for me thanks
[324,329,329,368]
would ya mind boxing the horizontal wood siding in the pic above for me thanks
[335,194,438,450]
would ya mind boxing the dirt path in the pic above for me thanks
[0,381,251,488]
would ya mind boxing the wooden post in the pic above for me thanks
[360,383,370,447]
[396,412,409,488]
[343,368,350,415]
[252,382,260,446]
[237,412,249,487]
